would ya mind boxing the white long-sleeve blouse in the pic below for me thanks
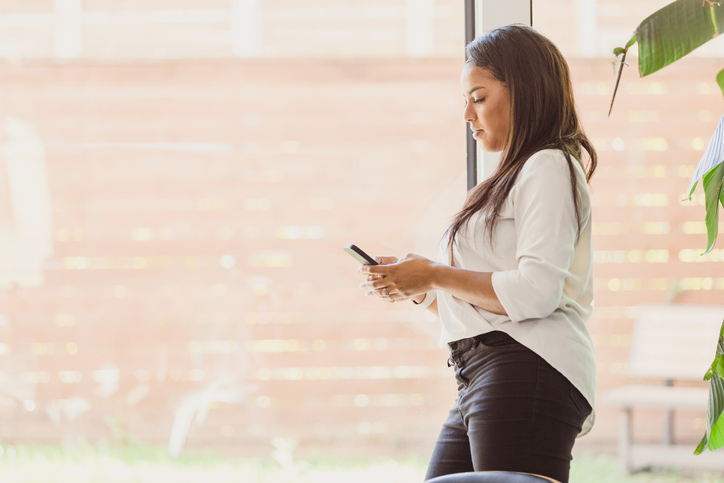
[422,148,596,436]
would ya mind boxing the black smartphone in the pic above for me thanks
[343,244,379,265]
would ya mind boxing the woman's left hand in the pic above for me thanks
[358,252,437,303]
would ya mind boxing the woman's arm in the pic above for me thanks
[487,153,586,322]
[411,266,505,317]
[430,265,506,315]
[361,255,502,316]
[412,293,439,317]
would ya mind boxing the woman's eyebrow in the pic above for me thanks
[467,86,486,95]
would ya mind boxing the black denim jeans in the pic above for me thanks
[424,331,591,483]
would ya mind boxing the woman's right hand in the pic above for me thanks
[364,255,428,305]
[373,256,398,265]
[366,256,398,281]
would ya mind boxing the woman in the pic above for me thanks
[357,25,597,483]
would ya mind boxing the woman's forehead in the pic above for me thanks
[461,64,502,89]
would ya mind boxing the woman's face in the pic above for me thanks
[460,63,511,152]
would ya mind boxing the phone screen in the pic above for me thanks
[343,244,378,265]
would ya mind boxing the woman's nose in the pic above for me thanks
[463,104,475,122]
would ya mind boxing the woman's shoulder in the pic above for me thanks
[519,148,586,181]
[521,148,570,174]
[514,148,591,210]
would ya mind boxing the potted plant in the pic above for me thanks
[608,0,724,454]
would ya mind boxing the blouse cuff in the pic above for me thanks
[413,290,437,309]
[490,271,524,323]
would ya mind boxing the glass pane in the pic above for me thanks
[0,1,468,479]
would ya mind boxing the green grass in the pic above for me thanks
[0,442,721,482]
[570,454,724,483]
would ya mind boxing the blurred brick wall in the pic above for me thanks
[0,0,721,458]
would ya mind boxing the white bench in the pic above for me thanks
[600,304,724,473]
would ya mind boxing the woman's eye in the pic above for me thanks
[473,97,485,104]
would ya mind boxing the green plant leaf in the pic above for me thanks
[611,2,724,113]
[717,68,724,99]
[696,373,724,454]
[688,114,724,254]
[696,434,708,455]
[696,319,724,454]
[717,354,724,380]
[705,354,724,381]
[637,0,724,77]
[702,162,724,254]
[625,33,637,50]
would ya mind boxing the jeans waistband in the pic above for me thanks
[446,331,515,367]
[447,336,479,353]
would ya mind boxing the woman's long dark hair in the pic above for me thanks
[443,25,597,254]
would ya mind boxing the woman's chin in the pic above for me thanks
[477,139,504,153]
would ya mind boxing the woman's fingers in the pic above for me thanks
[359,257,396,303]
[367,287,395,303]
[359,275,387,290]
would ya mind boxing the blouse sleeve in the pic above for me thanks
[490,152,586,323]
[414,290,437,309]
